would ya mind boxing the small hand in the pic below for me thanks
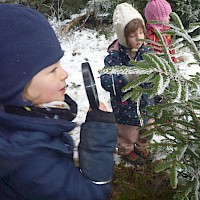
[88,101,107,112]
[86,102,115,123]
[98,102,107,112]
[177,56,186,63]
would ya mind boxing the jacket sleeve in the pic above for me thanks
[148,33,177,63]
[100,52,128,95]
[78,109,117,183]
[0,120,117,200]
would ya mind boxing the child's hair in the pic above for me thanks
[124,18,149,46]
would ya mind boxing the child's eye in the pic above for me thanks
[129,35,136,38]
[49,67,57,73]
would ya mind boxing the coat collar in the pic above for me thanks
[0,109,76,136]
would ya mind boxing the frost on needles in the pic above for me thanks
[99,12,200,199]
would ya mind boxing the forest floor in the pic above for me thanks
[110,160,175,200]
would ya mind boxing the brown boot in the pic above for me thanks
[134,145,154,162]
[121,150,146,166]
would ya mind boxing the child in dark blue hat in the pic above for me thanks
[0,4,117,200]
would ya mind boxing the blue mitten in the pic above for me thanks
[78,109,117,182]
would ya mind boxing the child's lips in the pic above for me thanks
[60,86,66,93]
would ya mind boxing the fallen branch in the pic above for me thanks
[60,11,94,34]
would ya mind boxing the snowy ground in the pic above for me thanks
[56,26,200,160]
[59,28,115,158]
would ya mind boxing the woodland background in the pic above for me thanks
[1,0,199,34]
[1,1,200,199]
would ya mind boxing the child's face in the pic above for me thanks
[162,15,170,30]
[23,61,68,105]
[127,27,145,50]
[163,15,170,24]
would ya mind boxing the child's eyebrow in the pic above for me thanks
[47,65,57,72]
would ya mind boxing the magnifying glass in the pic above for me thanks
[82,62,99,109]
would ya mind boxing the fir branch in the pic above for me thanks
[168,38,184,48]
[129,60,155,71]
[170,12,185,30]
[175,145,188,161]
[147,53,168,74]
[181,83,189,102]
[170,165,178,189]
[170,12,200,63]
[187,22,200,33]
[155,161,172,173]
[173,81,182,102]
[145,39,162,46]
[157,74,164,95]
[172,119,195,131]
[154,29,174,65]
[122,74,154,93]
[99,65,154,75]
[158,76,170,95]
[187,147,200,159]
[161,58,173,75]
[186,103,200,129]
[192,34,200,42]
[189,99,200,109]
[121,87,143,102]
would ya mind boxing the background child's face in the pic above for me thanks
[162,15,171,30]
[23,61,68,105]
[163,15,170,24]
[127,27,145,50]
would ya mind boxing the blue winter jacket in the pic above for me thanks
[0,103,117,200]
[101,40,154,126]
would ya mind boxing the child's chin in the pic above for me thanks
[61,96,65,102]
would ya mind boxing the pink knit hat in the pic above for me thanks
[144,0,172,22]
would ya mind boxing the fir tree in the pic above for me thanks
[100,12,200,199]
[169,0,200,26]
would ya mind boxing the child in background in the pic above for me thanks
[0,4,117,200]
[101,3,154,166]
[144,0,182,63]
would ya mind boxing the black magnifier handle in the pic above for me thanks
[82,62,99,109]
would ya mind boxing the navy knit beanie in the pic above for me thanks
[0,4,64,106]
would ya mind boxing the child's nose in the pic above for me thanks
[60,67,68,80]
[136,35,140,39]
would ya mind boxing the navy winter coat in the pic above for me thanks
[101,40,154,126]
[0,102,117,200]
